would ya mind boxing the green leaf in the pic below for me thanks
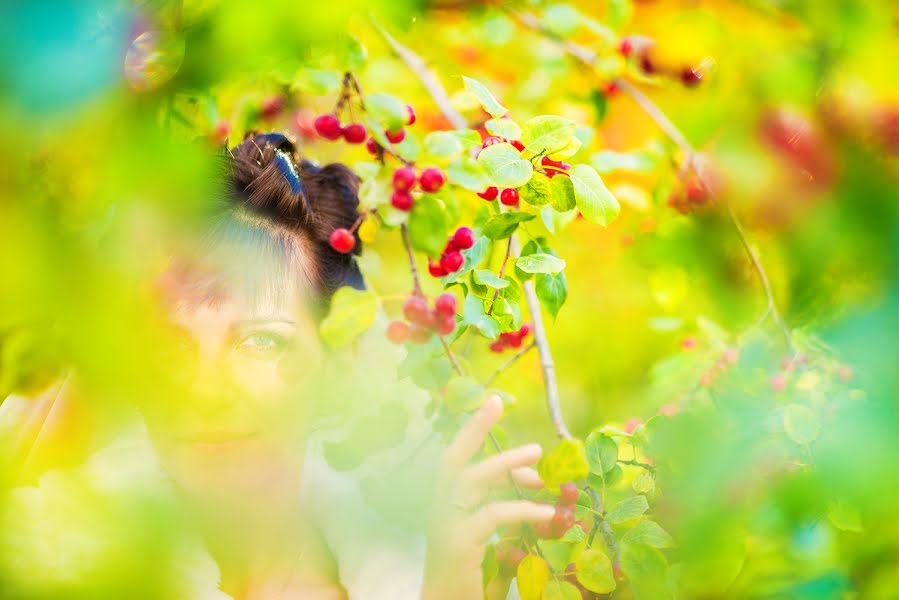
[462,75,508,118]
[477,143,534,188]
[481,212,536,240]
[827,499,863,533]
[783,404,820,444]
[520,172,553,206]
[621,520,675,548]
[292,68,341,94]
[423,131,463,160]
[337,35,367,71]
[516,253,566,274]
[538,438,590,493]
[606,495,650,524]
[521,115,577,157]
[366,93,409,132]
[408,196,451,257]
[463,292,501,339]
[542,4,582,36]
[318,288,379,349]
[485,117,522,140]
[575,549,616,594]
[536,272,567,319]
[447,157,490,192]
[517,554,549,600]
[632,471,655,494]
[542,580,581,600]
[473,269,509,289]
[620,543,671,600]
[585,431,618,475]
[546,136,582,160]
[447,128,483,150]
[444,376,485,413]
[550,175,577,212]
[569,164,620,226]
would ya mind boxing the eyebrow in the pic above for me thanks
[236,317,297,327]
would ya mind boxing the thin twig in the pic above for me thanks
[486,237,514,316]
[400,223,422,295]
[482,342,536,387]
[370,16,467,130]
[439,335,464,376]
[619,459,656,473]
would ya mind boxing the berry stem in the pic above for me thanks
[482,341,536,387]
[486,236,514,316]
[400,223,422,296]
[618,458,656,473]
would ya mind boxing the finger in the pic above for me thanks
[443,394,503,472]
[466,500,555,545]
[510,467,544,489]
[464,443,543,488]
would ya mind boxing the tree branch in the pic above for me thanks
[486,236,513,316]
[400,223,422,296]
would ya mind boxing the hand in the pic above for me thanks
[420,395,554,600]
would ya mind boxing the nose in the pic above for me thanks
[187,349,239,417]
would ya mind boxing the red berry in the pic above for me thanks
[489,340,505,353]
[434,293,457,318]
[403,295,429,325]
[386,321,410,344]
[440,250,464,273]
[392,166,417,192]
[385,128,406,144]
[409,325,432,344]
[391,190,414,211]
[506,548,526,571]
[619,37,635,57]
[478,186,499,201]
[685,178,707,204]
[510,140,525,152]
[452,227,475,250]
[604,82,619,96]
[559,483,579,506]
[437,316,456,336]
[519,323,531,338]
[500,188,519,206]
[552,505,576,532]
[210,120,230,145]
[681,67,703,87]
[482,136,503,148]
[681,337,697,350]
[365,137,381,155]
[771,373,787,391]
[328,228,355,254]
[625,418,643,434]
[534,521,556,539]
[507,332,523,348]
[314,114,343,140]
[419,168,446,193]
[428,259,448,278]
[405,104,416,125]
[260,95,285,120]
[342,123,367,144]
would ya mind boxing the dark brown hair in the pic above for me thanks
[171,132,364,316]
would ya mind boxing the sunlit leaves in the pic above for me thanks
[621,520,675,548]
[542,580,581,600]
[408,196,451,256]
[462,76,508,119]
[585,431,618,475]
[569,164,620,226]
[447,157,489,192]
[575,548,616,594]
[473,269,509,289]
[365,92,408,132]
[520,172,553,206]
[485,117,522,141]
[481,212,535,239]
[318,287,379,349]
[550,176,576,212]
[521,116,577,157]
[516,254,566,274]
[538,438,590,493]
[477,143,533,188]
[606,495,650,524]
[620,543,672,600]
[423,131,463,160]
[463,292,500,339]
[517,554,549,600]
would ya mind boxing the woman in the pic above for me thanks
[1,132,554,599]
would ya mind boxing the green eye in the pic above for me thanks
[236,332,289,357]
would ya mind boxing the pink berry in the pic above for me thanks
[625,418,643,434]
[328,228,355,254]
[440,250,464,273]
[659,404,678,417]
[500,188,519,206]
[428,259,447,278]
[342,123,367,144]
[365,137,381,155]
[391,190,414,211]
[771,374,787,391]
[619,37,635,57]
[681,337,697,350]
[559,483,579,506]
[434,293,457,318]
[419,168,446,193]
[392,166,417,192]
[489,340,505,353]
[482,136,503,148]
[260,95,285,120]
[403,295,429,325]
[386,321,410,344]
[314,114,343,140]
[385,128,406,144]
[478,186,499,201]
[452,227,475,250]
[405,104,416,125]
[723,348,739,364]
[437,316,456,336]
[681,67,703,87]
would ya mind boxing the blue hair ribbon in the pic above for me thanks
[274,149,304,195]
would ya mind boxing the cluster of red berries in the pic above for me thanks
[475,135,528,206]
[387,293,457,344]
[618,35,709,88]
[390,165,446,211]
[541,156,572,178]
[313,114,368,144]
[489,324,531,353]
[366,105,417,154]
[668,175,709,214]
[535,482,585,539]
[427,227,475,277]
[494,546,527,577]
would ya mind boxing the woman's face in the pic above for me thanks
[145,265,324,500]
